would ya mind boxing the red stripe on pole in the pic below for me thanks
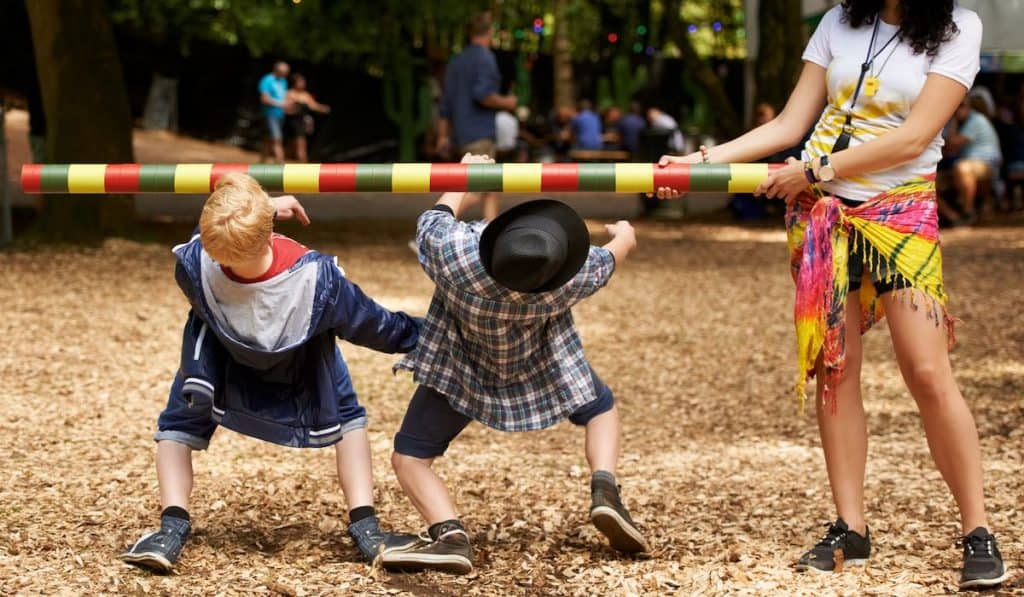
[429,163,468,192]
[210,164,250,190]
[652,163,690,193]
[540,163,579,192]
[21,164,42,193]
[319,164,358,192]
[104,164,141,193]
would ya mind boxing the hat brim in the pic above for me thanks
[480,199,591,293]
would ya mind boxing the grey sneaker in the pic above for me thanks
[795,518,870,572]
[120,515,191,573]
[380,520,473,574]
[959,527,1011,589]
[589,476,648,553]
[347,515,423,562]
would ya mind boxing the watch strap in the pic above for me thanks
[803,161,818,184]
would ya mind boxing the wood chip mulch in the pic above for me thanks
[1,221,1021,596]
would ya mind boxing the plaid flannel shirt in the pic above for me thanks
[395,207,616,431]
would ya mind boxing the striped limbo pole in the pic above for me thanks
[21,163,782,195]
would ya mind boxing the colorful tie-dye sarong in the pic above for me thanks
[785,178,955,410]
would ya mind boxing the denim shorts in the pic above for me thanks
[393,367,615,459]
[264,115,284,141]
[154,371,367,450]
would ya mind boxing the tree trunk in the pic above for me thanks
[25,0,135,241]
[662,0,741,138]
[755,0,804,112]
[552,0,574,109]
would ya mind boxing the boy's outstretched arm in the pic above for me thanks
[271,195,311,225]
[323,273,420,354]
[433,153,494,218]
[602,220,637,265]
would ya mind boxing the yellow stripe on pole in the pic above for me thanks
[614,163,654,193]
[66,164,107,193]
[728,163,770,193]
[174,164,213,193]
[283,164,321,192]
[502,163,542,192]
[391,163,432,192]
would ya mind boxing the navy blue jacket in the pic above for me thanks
[171,234,419,447]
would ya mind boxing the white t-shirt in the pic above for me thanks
[802,6,982,201]
[495,111,519,151]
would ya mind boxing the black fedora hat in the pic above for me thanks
[479,199,590,293]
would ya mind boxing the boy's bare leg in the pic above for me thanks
[156,440,194,510]
[391,452,459,525]
[585,404,647,552]
[334,428,374,510]
[122,440,195,571]
[584,405,621,475]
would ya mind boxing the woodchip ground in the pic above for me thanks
[1,220,1021,596]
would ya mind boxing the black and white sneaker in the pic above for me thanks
[380,520,473,575]
[120,515,191,573]
[589,474,648,553]
[959,527,1010,589]
[348,515,424,562]
[795,518,870,572]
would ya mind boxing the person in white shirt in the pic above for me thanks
[655,0,1007,589]
[646,106,684,153]
[494,110,519,154]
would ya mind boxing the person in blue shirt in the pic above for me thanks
[436,12,517,222]
[944,94,1004,225]
[570,99,604,150]
[616,101,648,155]
[258,61,290,163]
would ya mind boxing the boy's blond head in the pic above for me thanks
[200,172,275,265]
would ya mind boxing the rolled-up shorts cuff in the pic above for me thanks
[567,368,616,426]
[154,429,210,451]
[340,415,368,435]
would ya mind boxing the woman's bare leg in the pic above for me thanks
[815,299,868,535]
[882,292,988,533]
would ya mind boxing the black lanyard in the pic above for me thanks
[832,16,901,152]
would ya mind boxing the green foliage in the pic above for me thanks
[108,0,483,64]
[514,53,533,108]
[382,53,432,161]
[109,0,747,64]
[596,54,648,111]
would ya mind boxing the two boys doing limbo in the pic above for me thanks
[120,153,645,575]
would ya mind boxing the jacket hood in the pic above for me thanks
[173,235,327,370]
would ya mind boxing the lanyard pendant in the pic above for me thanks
[864,76,880,97]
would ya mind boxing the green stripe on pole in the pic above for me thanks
[139,164,177,192]
[467,164,503,192]
[248,164,285,191]
[355,164,392,192]
[578,164,615,191]
[688,164,732,192]
[39,164,70,193]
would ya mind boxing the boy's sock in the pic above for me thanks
[591,470,617,489]
[349,506,376,525]
[161,506,190,522]
[428,519,467,542]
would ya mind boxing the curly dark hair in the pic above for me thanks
[840,0,958,56]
